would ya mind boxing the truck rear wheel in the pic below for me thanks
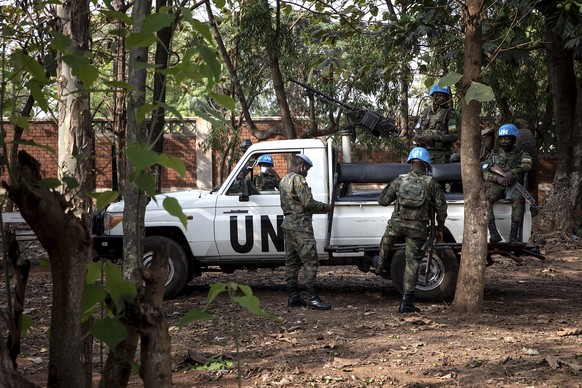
[390,248,459,301]
[143,236,189,299]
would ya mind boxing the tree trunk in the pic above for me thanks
[3,152,93,388]
[112,0,127,194]
[452,0,489,313]
[533,30,582,237]
[398,65,410,140]
[102,0,151,385]
[270,53,297,139]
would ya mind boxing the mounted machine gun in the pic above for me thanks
[288,78,399,138]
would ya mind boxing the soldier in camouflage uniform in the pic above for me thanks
[375,147,447,313]
[253,154,280,191]
[279,154,332,310]
[482,124,532,244]
[413,84,459,164]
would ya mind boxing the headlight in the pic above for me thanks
[104,213,123,231]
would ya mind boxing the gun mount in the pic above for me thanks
[288,78,399,138]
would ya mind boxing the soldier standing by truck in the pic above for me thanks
[482,124,533,244]
[279,154,333,310]
[374,147,448,313]
[413,84,459,163]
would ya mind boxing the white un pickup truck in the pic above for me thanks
[93,138,542,300]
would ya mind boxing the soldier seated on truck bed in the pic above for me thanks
[482,124,532,244]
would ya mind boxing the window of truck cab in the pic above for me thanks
[225,151,296,195]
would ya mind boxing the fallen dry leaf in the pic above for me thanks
[557,328,582,336]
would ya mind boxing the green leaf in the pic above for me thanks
[214,0,225,8]
[233,293,275,320]
[125,32,158,49]
[465,82,495,104]
[206,282,227,307]
[62,176,80,190]
[102,261,137,312]
[197,44,221,82]
[20,315,33,337]
[159,153,186,177]
[190,18,213,43]
[135,103,156,125]
[90,191,119,211]
[28,81,49,112]
[133,171,157,197]
[82,283,107,321]
[12,138,55,154]
[62,54,90,71]
[79,64,99,87]
[163,197,188,228]
[50,31,73,53]
[36,178,62,189]
[92,317,128,350]
[209,91,235,112]
[104,80,136,92]
[177,309,213,327]
[438,72,462,87]
[141,13,175,35]
[13,115,30,130]
[21,54,49,83]
[86,261,105,284]
[101,9,133,25]
[126,143,159,172]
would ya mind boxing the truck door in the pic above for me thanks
[214,152,292,260]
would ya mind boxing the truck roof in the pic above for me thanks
[246,138,326,152]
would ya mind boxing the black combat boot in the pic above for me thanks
[373,255,386,275]
[398,293,420,313]
[509,221,520,245]
[287,289,307,307]
[488,219,502,243]
[308,294,332,310]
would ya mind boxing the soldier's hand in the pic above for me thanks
[325,204,333,213]
[413,134,426,145]
[495,176,506,186]
[434,230,444,243]
[503,171,515,186]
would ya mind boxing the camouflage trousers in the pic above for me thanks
[486,183,525,222]
[427,149,451,164]
[283,229,319,294]
[379,220,427,294]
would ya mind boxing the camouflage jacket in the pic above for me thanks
[254,170,279,190]
[378,169,448,232]
[279,172,328,233]
[414,106,459,150]
[483,147,532,185]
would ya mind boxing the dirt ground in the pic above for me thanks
[5,236,582,387]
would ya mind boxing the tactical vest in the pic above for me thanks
[418,108,454,150]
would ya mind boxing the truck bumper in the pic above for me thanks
[93,235,123,260]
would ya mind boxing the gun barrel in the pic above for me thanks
[287,78,357,112]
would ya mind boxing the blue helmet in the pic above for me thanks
[430,84,451,96]
[296,153,313,167]
[257,154,274,166]
[407,147,431,165]
[498,124,519,139]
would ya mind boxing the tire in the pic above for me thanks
[143,236,189,299]
[390,248,459,301]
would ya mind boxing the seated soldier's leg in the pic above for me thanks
[486,184,505,243]
[509,191,526,244]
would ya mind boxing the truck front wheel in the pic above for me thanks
[390,248,459,301]
[143,236,189,299]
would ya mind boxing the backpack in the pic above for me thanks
[397,173,430,221]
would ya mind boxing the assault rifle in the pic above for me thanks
[288,78,399,138]
[489,164,541,213]
[423,208,436,283]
